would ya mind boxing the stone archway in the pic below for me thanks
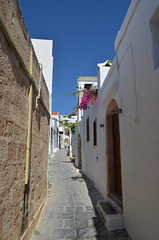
[78,134,82,169]
[106,99,123,209]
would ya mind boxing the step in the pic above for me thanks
[97,199,125,231]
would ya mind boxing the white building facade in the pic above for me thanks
[51,112,60,154]
[59,115,77,149]
[31,39,53,155]
[76,77,97,121]
[72,1,159,239]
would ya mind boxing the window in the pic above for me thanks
[86,117,90,142]
[93,119,97,146]
[84,84,92,90]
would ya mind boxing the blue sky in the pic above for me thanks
[18,0,131,115]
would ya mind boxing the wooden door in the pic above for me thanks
[112,114,122,196]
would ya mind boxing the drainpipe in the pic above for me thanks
[25,49,33,185]
[36,63,43,109]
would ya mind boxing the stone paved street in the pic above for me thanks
[31,149,129,240]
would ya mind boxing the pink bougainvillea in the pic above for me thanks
[78,88,98,110]
[66,87,98,111]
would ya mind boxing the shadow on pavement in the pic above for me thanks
[81,173,130,240]
[81,173,113,240]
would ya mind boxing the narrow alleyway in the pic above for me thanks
[31,149,129,240]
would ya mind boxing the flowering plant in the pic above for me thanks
[65,87,98,111]
[77,88,97,110]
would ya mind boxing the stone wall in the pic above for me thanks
[0,0,50,239]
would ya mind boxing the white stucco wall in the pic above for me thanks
[31,39,53,98]
[71,134,76,157]
[73,1,159,239]
[51,115,59,153]
[112,1,159,239]
[31,39,53,155]
[74,97,108,198]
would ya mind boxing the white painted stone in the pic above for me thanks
[97,199,124,231]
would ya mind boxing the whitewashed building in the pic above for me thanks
[31,39,53,155]
[59,115,77,149]
[76,76,97,121]
[72,1,159,239]
[51,112,60,154]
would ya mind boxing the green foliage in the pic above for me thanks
[69,122,79,134]
[68,112,76,118]
[64,89,86,96]
[52,118,79,134]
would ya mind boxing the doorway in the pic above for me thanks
[106,99,122,209]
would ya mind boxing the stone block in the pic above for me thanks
[13,124,22,140]
[0,118,6,136]
[76,228,96,238]
[75,211,93,219]
[0,69,8,93]
[11,104,20,124]
[17,143,26,164]
[11,182,24,207]
[0,140,8,163]
[10,164,19,183]
[4,119,14,138]
[3,98,12,118]
[76,219,85,229]
[64,220,74,229]
[14,92,22,109]
[0,90,4,115]
[53,229,74,239]
[8,142,17,163]
[0,165,12,194]
[34,185,44,202]
[2,208,13,238]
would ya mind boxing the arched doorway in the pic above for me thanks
[106,99,123,209]
[78,134,82,169]
[64,137,70,146]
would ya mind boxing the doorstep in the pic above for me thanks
[97,198,125,231]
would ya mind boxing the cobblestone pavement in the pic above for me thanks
[31,149,130,240]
